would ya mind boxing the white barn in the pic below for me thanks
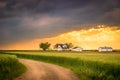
[71,47,83,52]
[98,46,113,52]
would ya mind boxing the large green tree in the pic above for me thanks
[39,42,51,51]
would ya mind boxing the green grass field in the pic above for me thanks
[0,54,26,80]
[1,50,120,80]
[7,51,120,65]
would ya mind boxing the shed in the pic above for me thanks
[71,47,83,52]
[98,46,113,52]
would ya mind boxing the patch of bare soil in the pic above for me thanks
[14,59,79,80]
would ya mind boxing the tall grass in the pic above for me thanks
[8,51,120,65]
[4,52,120,80]
[0,54,26,80]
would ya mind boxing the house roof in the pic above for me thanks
[57,44,69,49]
[73,47,83,49]
[99,46,112,49]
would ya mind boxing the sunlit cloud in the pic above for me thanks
[1,25,120,50]
[0,0,120,45]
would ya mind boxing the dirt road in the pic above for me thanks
[14,59,79,80]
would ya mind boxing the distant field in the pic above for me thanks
[2,50,120,80]
[7,51,120,65]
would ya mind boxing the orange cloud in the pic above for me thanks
[2,25,120,50]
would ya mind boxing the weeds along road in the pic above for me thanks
[14,59,79,80]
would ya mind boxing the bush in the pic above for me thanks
[0,54,26,80]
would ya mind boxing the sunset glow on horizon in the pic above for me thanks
[1,25,120,50]
[1,0,120,50]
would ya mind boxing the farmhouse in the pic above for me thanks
[57,44,69,51]
[98,46,113,52]
[71,47,83,52]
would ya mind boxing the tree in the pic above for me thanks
[54,43,59,49]
[66,43,73,49]
[39,42,51,51]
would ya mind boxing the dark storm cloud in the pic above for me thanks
[0,0,120,44]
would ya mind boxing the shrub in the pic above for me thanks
[0,54,26,80]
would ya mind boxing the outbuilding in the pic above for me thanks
[71,47,83,52]
[98,46,113,52]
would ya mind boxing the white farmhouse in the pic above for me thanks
[57,44,69,51]
[57,45,63,51]
[98,46,113,52]
[71,47,83,52]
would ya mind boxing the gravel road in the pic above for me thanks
[14,59,79,80]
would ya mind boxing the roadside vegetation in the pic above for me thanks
[3,51,120,80]
[0,54,26,80]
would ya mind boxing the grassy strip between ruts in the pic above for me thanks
[4,52,120,80]
[0,54,26,80]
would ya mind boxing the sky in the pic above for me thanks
[0,0,120,50]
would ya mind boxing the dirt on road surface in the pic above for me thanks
[14,59,79,80]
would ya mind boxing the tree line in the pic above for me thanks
[39,42,73,51]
